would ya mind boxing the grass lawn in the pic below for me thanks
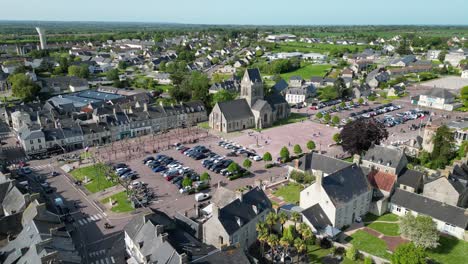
[272,42,368,55]
[363,213,399,222]
[307,244,332,263]
[280,64,331,80]
[70,164,117,193]
[271,113,308,127]
[366,222,400,236]
[197,122,210,129]
[100,191,134,213]
[346,230,391,259]
[427,235,468,264]
[272,183,304,204]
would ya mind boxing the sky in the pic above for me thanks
[1,0,468,25]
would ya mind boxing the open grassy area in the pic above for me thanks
[346,230,391,259]
[363,213,399,222]
[427,235,468,264]
[307,244,332,263]
[272,182,304,204]
[70,164,117,193]
[272,42,368,54]
[366,222,400,236]
[100,191,134,213]
[280,64,331,80]
[197,122,210,129]
[271,113,308,127]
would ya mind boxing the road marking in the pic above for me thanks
[78,219,85,225]
[111,257,115,263]
[105,258,111,264]
[100,259,105,264]
[90,215,97,221]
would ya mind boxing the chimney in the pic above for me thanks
[113,108,117,116]
[195,203,200,218]
[353,154,361,165]
[212,203,220,218]
[143,102,148,112]
[160,233,169,243]
[155,225,164,237]
[316,171,323,191]
[294,159,300,169]
[236,190,244,203]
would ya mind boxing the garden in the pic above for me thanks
[70,163,117,193]
[272,183,304,204]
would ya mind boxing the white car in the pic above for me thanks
[252,155,262,161]
[195,193,211,202]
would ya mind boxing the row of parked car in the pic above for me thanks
[218,141,262,161]
[142,154,206,194]
[378,109,428,127]
[348,103,402,121]
[113,163,138,180]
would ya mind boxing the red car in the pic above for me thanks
[180,147,189,153]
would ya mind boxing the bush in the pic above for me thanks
[346,245,358,261]
[320,237,332,249]
[263,152,272,162]
[265,163,274,169]
[364,256,373,264]
[306,140,316,151]
[290,170,315,184]
[293,144,303,155]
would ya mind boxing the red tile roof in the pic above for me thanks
[367,170,397,192]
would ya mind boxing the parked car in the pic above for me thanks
[195,193,211,202]
[143,156,154,164]
[252,155,262,161]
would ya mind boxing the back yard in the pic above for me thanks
[280,64,331,80]
[272,182,304,204]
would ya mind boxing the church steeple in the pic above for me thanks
[240,68,264,106]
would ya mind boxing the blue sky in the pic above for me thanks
[2,0,468,25]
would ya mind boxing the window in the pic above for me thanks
[38,138,41,143]
[39,145,42,150]
[396,207,401,212]
[30,140,33,144]
[31,146,34,151]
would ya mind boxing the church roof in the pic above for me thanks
[246,68,262,83]
[217,99,254,121]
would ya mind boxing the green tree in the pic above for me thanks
[182,177,193,188]
[200,172,211,182]
[227,162,240,173]
[438,50,447,63]
[280,146,290,162]
[278,211,289,232]
[265,212,278,232]
[293,144,303,155]
[106,69,120,81]
[358,97,365,104]
[263,152,272,162]
[306,140,316,151]
[291,211,301,228]
[8,73,40,102]
[118,61,128,70]
[391,243,427,264]
[323,112,331,123]
[364,256,373,264]
[211,89,237,107]
[430,125,456,169]
[181,71,210,104]
[399,214,439,249]
[315,112,323,119]
[458,140,468,159]
[243,159,252,169]
[319,86,339,101]
[346,245,358,261]
[460,85,468,107]
[68,64,89,78]
[333,133,342,144]
[294,237,307,262]
[331,115,340,125]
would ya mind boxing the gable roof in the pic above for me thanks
[322,165,371,205]
[423,88,455,100]
[217,99,254,121]
[302,203,332,230]
[272,79,288,93]
[217,187,272,235]
[362,145,406,169]
[245,68,262,83]
[397,168,424,189]
[391,189,468,228]
[367,170,397,192]
[292,152,350,175]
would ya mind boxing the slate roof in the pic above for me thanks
[367,170,397,192]
[391,189,468,228]
[21,130,44,141]
[322,165,371,206]
[272,79,288,93]
[423,88,455,100]
[193,247,250,264]
[292,152,350,175]
[251,99,269,111]
[302,203,332,230]
[397,168,424,189]
[363,145,405,169]
[217,187,272,235]
[246,68,262,83]
[217,99,254,121]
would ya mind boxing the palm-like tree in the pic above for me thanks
[279,237,291,260]
[294,237,307,263]
[278,211,289,232]
[267,233,279,256]
[256,222,268,257]
[291,211,301,228]
[298,223,313,242]
[265,212,278,232]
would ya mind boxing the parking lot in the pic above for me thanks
[117,137,288,216]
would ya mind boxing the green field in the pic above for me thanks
[366,222,400,236]
[345,230,392,259]
[280,64,332,80]
[427,235,468,264]
[363,213,399,222]
[272,183,304,204]
[101,191,134,213]
[70,164,117,193]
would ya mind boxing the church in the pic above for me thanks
[209,68,290,133]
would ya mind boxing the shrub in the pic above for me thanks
[346,245,358,261]
[290,170,315,184]
[364,256,373,264]
[320,237,332,249]
[263,152,272,162]
[265,163,274,169]
[293,144,303,155]
[306,140,316,151]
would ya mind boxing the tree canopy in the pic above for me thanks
[8,73,41,102]
[340,118,388,155]
[263,152,272,162]
[280,146,290,161]
[429,125,456,169]
[391,243,427,264]
[399,214,439,249]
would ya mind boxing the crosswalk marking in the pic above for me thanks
[78,219,85,225]
[76,214,103,226]
[90,215,97,221]
[106,258,111,264]
[100,259,105,264]
[111,257,115,263]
